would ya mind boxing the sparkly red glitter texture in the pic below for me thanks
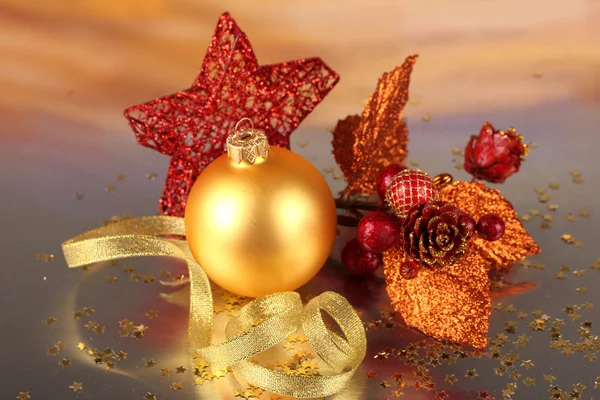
[356,212,401,253]
[385,169,438,218]
[341,238,383,277]
[124,12,339,216]
[376,164,407,200]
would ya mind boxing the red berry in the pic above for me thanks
[341,238,383,277]
[376,164,407,200]
[357,212,400,253]
[459,213,477,236]
[476,213,506,241]
[400,260,420,279]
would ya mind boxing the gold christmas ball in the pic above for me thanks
[184,122,337,298]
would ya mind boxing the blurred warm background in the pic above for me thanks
[2,0,600,136]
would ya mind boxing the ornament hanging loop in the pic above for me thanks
[227,118,270,164]
[234,117,255,140]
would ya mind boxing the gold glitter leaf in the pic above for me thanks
[439,181,540,270]
[383,242,490,349]
[332,55,417,195]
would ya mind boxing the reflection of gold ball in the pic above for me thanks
[184,147,337,298]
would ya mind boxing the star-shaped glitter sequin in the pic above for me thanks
[143,393,156,400]
[124,12,339,216]
[69,382,83,392]
[169,382,183,391]
[16,392,31,400]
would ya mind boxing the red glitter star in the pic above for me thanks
[125,12,339,216]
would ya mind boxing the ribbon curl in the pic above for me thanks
[62,216,366,398]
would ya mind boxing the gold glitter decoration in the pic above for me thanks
[17,392,31,400]
[143,393,156,400]
[43,316,57,325]
[439,181,540,270]
[36,253,55,262]
[383,242,491,349]
[69,382,83,392]
[169,382,183,391]
[332,55,417,195]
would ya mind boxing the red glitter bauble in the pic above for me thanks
[341,238,383,277]
[476,213,506,241]
[376,164,408,200]
[385,169,439,218]
[124,12,339,217]
[356,212,400,253]
[459,212,477,236]
[400,260,420,280]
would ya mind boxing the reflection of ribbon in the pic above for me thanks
[62,216,366,398]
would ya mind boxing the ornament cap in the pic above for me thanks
[226,118,270,164]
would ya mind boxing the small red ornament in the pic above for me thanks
[124,12,339,217]
[476,213,506,241]
[376,164,408,200]
[459,213,477,236]
[385,169,439,218]
[464,122,528,184]
[400,260,420,280]
[341,238,383,277]
[356,212,401,253]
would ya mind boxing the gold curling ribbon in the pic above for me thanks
[61,216,366,398]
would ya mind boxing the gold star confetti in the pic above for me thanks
[161,368,172,377]
[530,209,541,216]
[465,369,478,378]
[143,393,156,400]
[296,140,308,148]
[521,214,531,222]
[176,365,187,374]
[117,351,128,360]
[561,234,575,244]
[36,252,55,262]
[324,167,334,173]
[523,377,536,387]
[59,358,72,367]
[422,115,431,121]
[595,376,600,389]
[283,342,295,350]
[116,173,127,181]
[521,360,534,369]
[146,172,158,180]
[106,276,118,284]
[145,359,157,368]
[69,382,83,392]
[451,147,461,155]
[544,374,556,383]
[380,380,391,388]
[445,374,457,384]
[16,392,31,400]
[76,342,87,351]
[454,163,464,170]
[146,310,158,319]
[105,185,115,193]
[169,382,183,391]
[539,194,550,203]
[579,209,590,217]
[333,172,343,180]
[576,287,587,294]
[566,214,576,222]
[43,316,57,325]
[573,176,584,184]
[547,204,558,211]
